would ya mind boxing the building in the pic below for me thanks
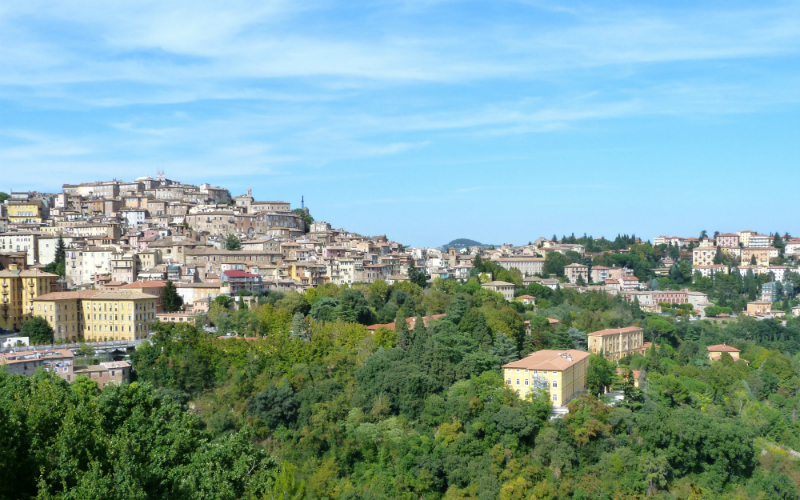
[692,264,729,278]
[221,270,263,295]
[651,290,687,305]
[174,282,222,305]
[73,361,131,389]
[0,348,75,381]
[564,263,589,284]
[707,344,742,362]
[745,301,772,317]
[619,276,641,291]
[749,234,771,248]
[156,311,198,324]
[590,266,610,283]
[502,350,590,407]
[481,281,515,300]
[716,233,740,248]
[516,295,536,306]
[0,232,39,265]
[81,291,158,341]
[741,247,777,266]
[0,265,59,332]
[32,290,101,342]
[496,256,544,276]
[121,280,167,312]
[587,326,646,361]
[6,200,43,224]
[692,246,717,267]
[737,231,757,248]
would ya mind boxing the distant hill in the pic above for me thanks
[440,238,493,251]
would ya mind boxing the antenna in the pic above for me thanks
[301,196,304,209]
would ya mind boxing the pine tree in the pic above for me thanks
[55,235,66,266]
[162,280,183,312]
[409,314,428,359]
[471,313,492,350]
[395,309,410,350]
[491,332,519,364]
[550,327,574,349]
[291,312,306,340]
[225,233,242,251]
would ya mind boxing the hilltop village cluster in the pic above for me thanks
[1,175,799,402]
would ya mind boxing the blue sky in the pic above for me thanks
[1,1,799,247]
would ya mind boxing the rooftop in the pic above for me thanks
[588,326,643,337]
[503,349,590,371]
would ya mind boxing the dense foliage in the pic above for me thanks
[5,276,800,498]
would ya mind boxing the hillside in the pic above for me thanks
[440,238,492,250]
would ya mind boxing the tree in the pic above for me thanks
[290,312,306,340]
[407,261,428,288]
[750,254,757,265]
[291,208,314,234]
[265,463,306,500]
[76,343,95,358]
[224,233,242,251]
[162,280,183,312]
[699,230,708,239]
[21,316,54,344]
[543,252,567,278]
[491,332,518,364]
[44,235,67,277]
[213,295,232,309]
[0,191,9,203]
[586,353,615,396]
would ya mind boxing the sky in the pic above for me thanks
[1,0,799,247]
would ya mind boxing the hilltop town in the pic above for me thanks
[1,175,798,344]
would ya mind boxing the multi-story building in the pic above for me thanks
[716,233,740,248]
[0,264,59,332]
[174,282,223,305]
[692,246,717,266]
[6,200,43,225]
[651,290,688,304]
[66,247,116,286]
[481,281,515,300]
[741,247,776,266]
[749,234,771,248]
[496,256,544,276]
[111,253,139,283]
[121,281,166,312]
[32,290,99,341]
[62,181,120,198]
[0,232,39,265]
[503,349,590,407]
[590,266,610,283]
[737,231,757,248]
[564,263,589,284]
[707,344,741,362]
[692,264,728,278]
[0,348,75,381]
[587,326,646,361]
[81,291,157,341]
[74,361,132,389]
[221,270,263,295]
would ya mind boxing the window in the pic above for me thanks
[552,381,558,388]
[524,379,529,386]
[506,379,511,385]
[552,371,557,375]
[516,379,520,385]
[552,394,558,401]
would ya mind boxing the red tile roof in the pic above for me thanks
[588,326,643,337]
[223,270,260,278]
[707,344,740,353]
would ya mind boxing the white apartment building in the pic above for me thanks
[496,256,545,276]
[0,232,39,265]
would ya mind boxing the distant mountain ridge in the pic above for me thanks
[440,238,494,251]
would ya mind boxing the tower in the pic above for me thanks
[301,196,304,209]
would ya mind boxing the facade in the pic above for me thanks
[496,256,544,276]
[503,350,590,407]
[737,231,757,248]
[749,234,771,248]
[120,281,167,312]
[0,232,39,265]
[693,264,729,278]
[587,326,646,360]
[82,291,157,341]
[741,247,777,266]
[745,301,772,317]
[32,290,99,341]
[651,290,687,304]
[0,349,75,381]
[707,344,741,362]
[481,281,515,300]
[564,263,589,284]
[692,246,717,267]
[716,233,740,248]
[221,270,263,295]
[74,361,132,388]
[0,265,59,332]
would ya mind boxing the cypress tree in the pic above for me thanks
[162,280,184,312]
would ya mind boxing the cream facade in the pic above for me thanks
[587,326,645,361]
[503,349,590,407]
[481,281,515,300]
[0,265,58,332]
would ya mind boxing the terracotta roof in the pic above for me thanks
[88,290,157,300]
[33,290,100,301]
[588,326,643,337]
[503,349,590,371]
[366,314,446,331]
[707,344,740,353]
[222,270,260,278]
[121,280,166,288]
[517,295,536,299]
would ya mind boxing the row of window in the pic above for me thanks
[507,378,558,388]
[510,368,559,375]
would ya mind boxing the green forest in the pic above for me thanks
[3,276,800,499]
